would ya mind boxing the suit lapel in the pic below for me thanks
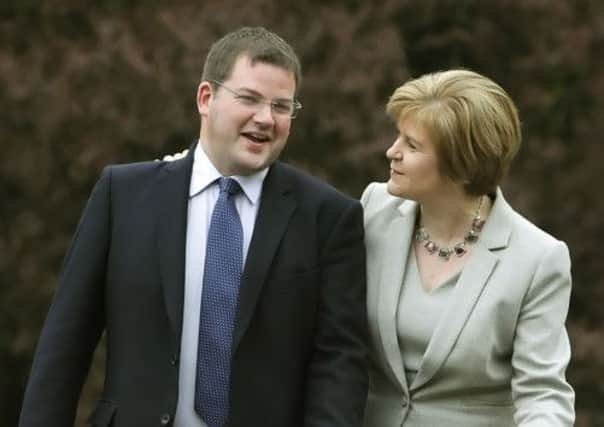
[375,201,418,393]
[232,163,296,351]
[410,245,498,390]
[411,189,512,391]
[155,146,194,340]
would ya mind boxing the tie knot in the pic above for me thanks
[218,177,241,195]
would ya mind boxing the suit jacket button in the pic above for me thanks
[170,355,179,366]
[160,413,171,425]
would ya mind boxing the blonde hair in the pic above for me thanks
[386,69,521,195]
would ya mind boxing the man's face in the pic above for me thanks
[197,55,297,176]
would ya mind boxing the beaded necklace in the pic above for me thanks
[414,196,486,261]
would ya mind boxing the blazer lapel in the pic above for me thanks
[411,189,512,391]
[232,162,296,351]
[374,200,418,393]
[155,145,194,340]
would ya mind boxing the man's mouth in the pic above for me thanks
[241,132,271,143]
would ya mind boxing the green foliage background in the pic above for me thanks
[2,1,603,425]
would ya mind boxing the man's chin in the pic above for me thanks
[231,157,271,176]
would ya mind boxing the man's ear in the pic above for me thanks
[197,81,213,116]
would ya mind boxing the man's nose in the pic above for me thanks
[253,102,275,125]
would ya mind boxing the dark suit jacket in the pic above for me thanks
[19,146,368,427]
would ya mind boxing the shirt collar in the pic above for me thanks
[189,141,268,204]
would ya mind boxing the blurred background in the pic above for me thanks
[1,0,603,425]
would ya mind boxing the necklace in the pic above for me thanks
[414,196,486,261]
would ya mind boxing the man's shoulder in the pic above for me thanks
[106,159,168,175]
[272,161,357,205]
[88,157,191,201]
[102,156,187,181]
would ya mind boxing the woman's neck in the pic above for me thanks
[417,189,490,245]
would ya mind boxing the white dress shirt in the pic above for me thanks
[174,143,268,427]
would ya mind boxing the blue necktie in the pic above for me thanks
[195,177,243,427]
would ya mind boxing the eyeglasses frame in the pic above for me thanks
[209,80,303,119]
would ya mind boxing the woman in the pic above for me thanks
[362,70,574,426]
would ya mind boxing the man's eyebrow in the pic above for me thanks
[236,86,294,102]
[233,86,268,97]
[234,86,259,94]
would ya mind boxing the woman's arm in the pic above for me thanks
[511,240,575,426]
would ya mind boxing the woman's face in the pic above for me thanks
[386,116,456,201]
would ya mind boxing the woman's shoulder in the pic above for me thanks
[493,190,569,258]
[361,182,407,212]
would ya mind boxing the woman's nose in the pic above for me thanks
[386,139,401,160]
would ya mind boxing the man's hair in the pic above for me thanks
[386,69,521,196]
[202,27,302,92]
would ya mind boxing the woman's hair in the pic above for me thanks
[386,69,521,195]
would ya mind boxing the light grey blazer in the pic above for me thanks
[361,183,574,427]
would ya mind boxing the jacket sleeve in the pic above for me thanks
[303,199,369,427]
[19,167,113,426]
[511,240,575,426]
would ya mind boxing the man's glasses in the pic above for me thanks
[210,80,303,119]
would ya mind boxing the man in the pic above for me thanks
[19,27,368,427]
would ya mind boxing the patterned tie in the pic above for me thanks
[195,177,243,427]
